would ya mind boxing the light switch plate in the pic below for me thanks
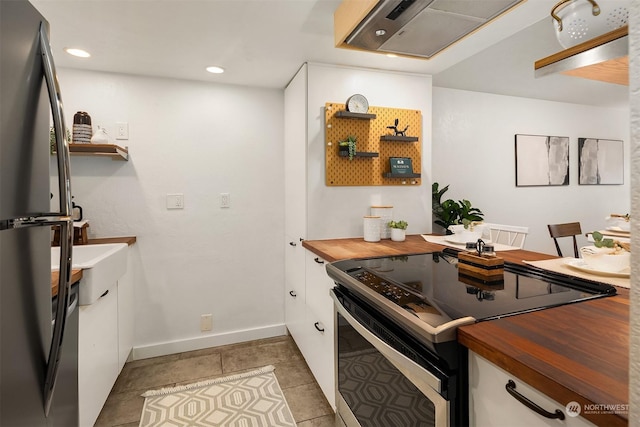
[116,122,129,140]
[166,193,184,209]
[220,193,230,208]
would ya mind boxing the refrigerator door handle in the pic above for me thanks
[39,21,72,218]
[39,22,74,418]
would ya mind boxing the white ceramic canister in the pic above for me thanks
[371,206,393,239]
[363,216,381,242]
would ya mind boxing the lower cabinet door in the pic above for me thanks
[285,284,307,353]
[117,252,134,370]
[469,351,596,427]
[78,285,119,427]
[304,308,335,410]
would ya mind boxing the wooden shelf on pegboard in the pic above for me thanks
[325,102,421,186]
[380,135,419,142]
[338,151,379,158]
[384,173,421,178]
[335,111,377,120]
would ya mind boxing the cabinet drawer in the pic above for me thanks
[304,252,334,326]
[79,284,119,427]
[469,352,596,427]
[303,309,335,410]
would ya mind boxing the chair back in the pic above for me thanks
[483,223,529,249]
[547,222,582,257]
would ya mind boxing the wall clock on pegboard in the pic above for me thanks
[346,94,369,113]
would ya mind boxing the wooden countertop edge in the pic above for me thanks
[86,236,137,245]
[458,328,627,427]
[51,269,83,298]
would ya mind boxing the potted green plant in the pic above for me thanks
[388,220,408,242]
[432,182,484,234]
[338,135,357,160]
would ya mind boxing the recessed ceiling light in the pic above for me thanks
[386,53,398,58]
[64,48,91,58]
[206,66,225,74]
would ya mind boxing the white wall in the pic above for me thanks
[432,87,629,255]
[305,63,433,239]
[52,69,286,358]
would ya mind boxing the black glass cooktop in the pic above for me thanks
[327,250,616,328]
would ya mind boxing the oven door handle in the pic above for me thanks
[332,290,449,408]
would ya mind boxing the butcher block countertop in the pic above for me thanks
[302,235,629,427]
[50,236,137,297]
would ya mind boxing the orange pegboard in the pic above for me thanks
[325,103,422,186]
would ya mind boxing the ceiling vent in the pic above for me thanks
[343,0,526,59]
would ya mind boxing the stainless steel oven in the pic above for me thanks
[332,286,460,427]
[327,250,616,427]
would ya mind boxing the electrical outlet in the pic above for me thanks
[200,314,213,331]
[166,193,184,209]
[220,193,230,208]
[115,122,129,140]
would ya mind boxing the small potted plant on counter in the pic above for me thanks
[388,220,408,242]
[339,135,357,160]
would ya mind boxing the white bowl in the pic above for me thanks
[605,216,630,231]
[448,223,486,243]
[579,245,630,273]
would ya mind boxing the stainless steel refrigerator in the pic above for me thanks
[1,1,77,425]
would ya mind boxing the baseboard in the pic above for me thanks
[132,323,288,360]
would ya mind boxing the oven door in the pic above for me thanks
[332,287,452,427]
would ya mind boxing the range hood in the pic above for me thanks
[339,0,526,59]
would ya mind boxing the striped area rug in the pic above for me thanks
[139,365,296,427]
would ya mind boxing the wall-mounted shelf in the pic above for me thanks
[339,150,379,158]
[384,173,421,178]
[54,143,129,161]
[380,135,419,142]
[325,102,421,186]
[335,111,377,120]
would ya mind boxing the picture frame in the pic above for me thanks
[578,138,624,185]
[515,134,569,187]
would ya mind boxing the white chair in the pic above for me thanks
[482,223,529,249]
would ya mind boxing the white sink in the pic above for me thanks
[51,243,128,305]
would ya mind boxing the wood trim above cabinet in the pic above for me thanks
[334,0,378,50]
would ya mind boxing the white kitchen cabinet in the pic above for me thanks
[78,244,134,426]
[79,284,119,427]
[285,235,306,349]
[117,254,134,370]
[285,251,335,408]
[284,63,335,409]
[284,63,307,241]
[303,251,335,408]
[469,351,596,427]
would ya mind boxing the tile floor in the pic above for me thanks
[95,335,335,427]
